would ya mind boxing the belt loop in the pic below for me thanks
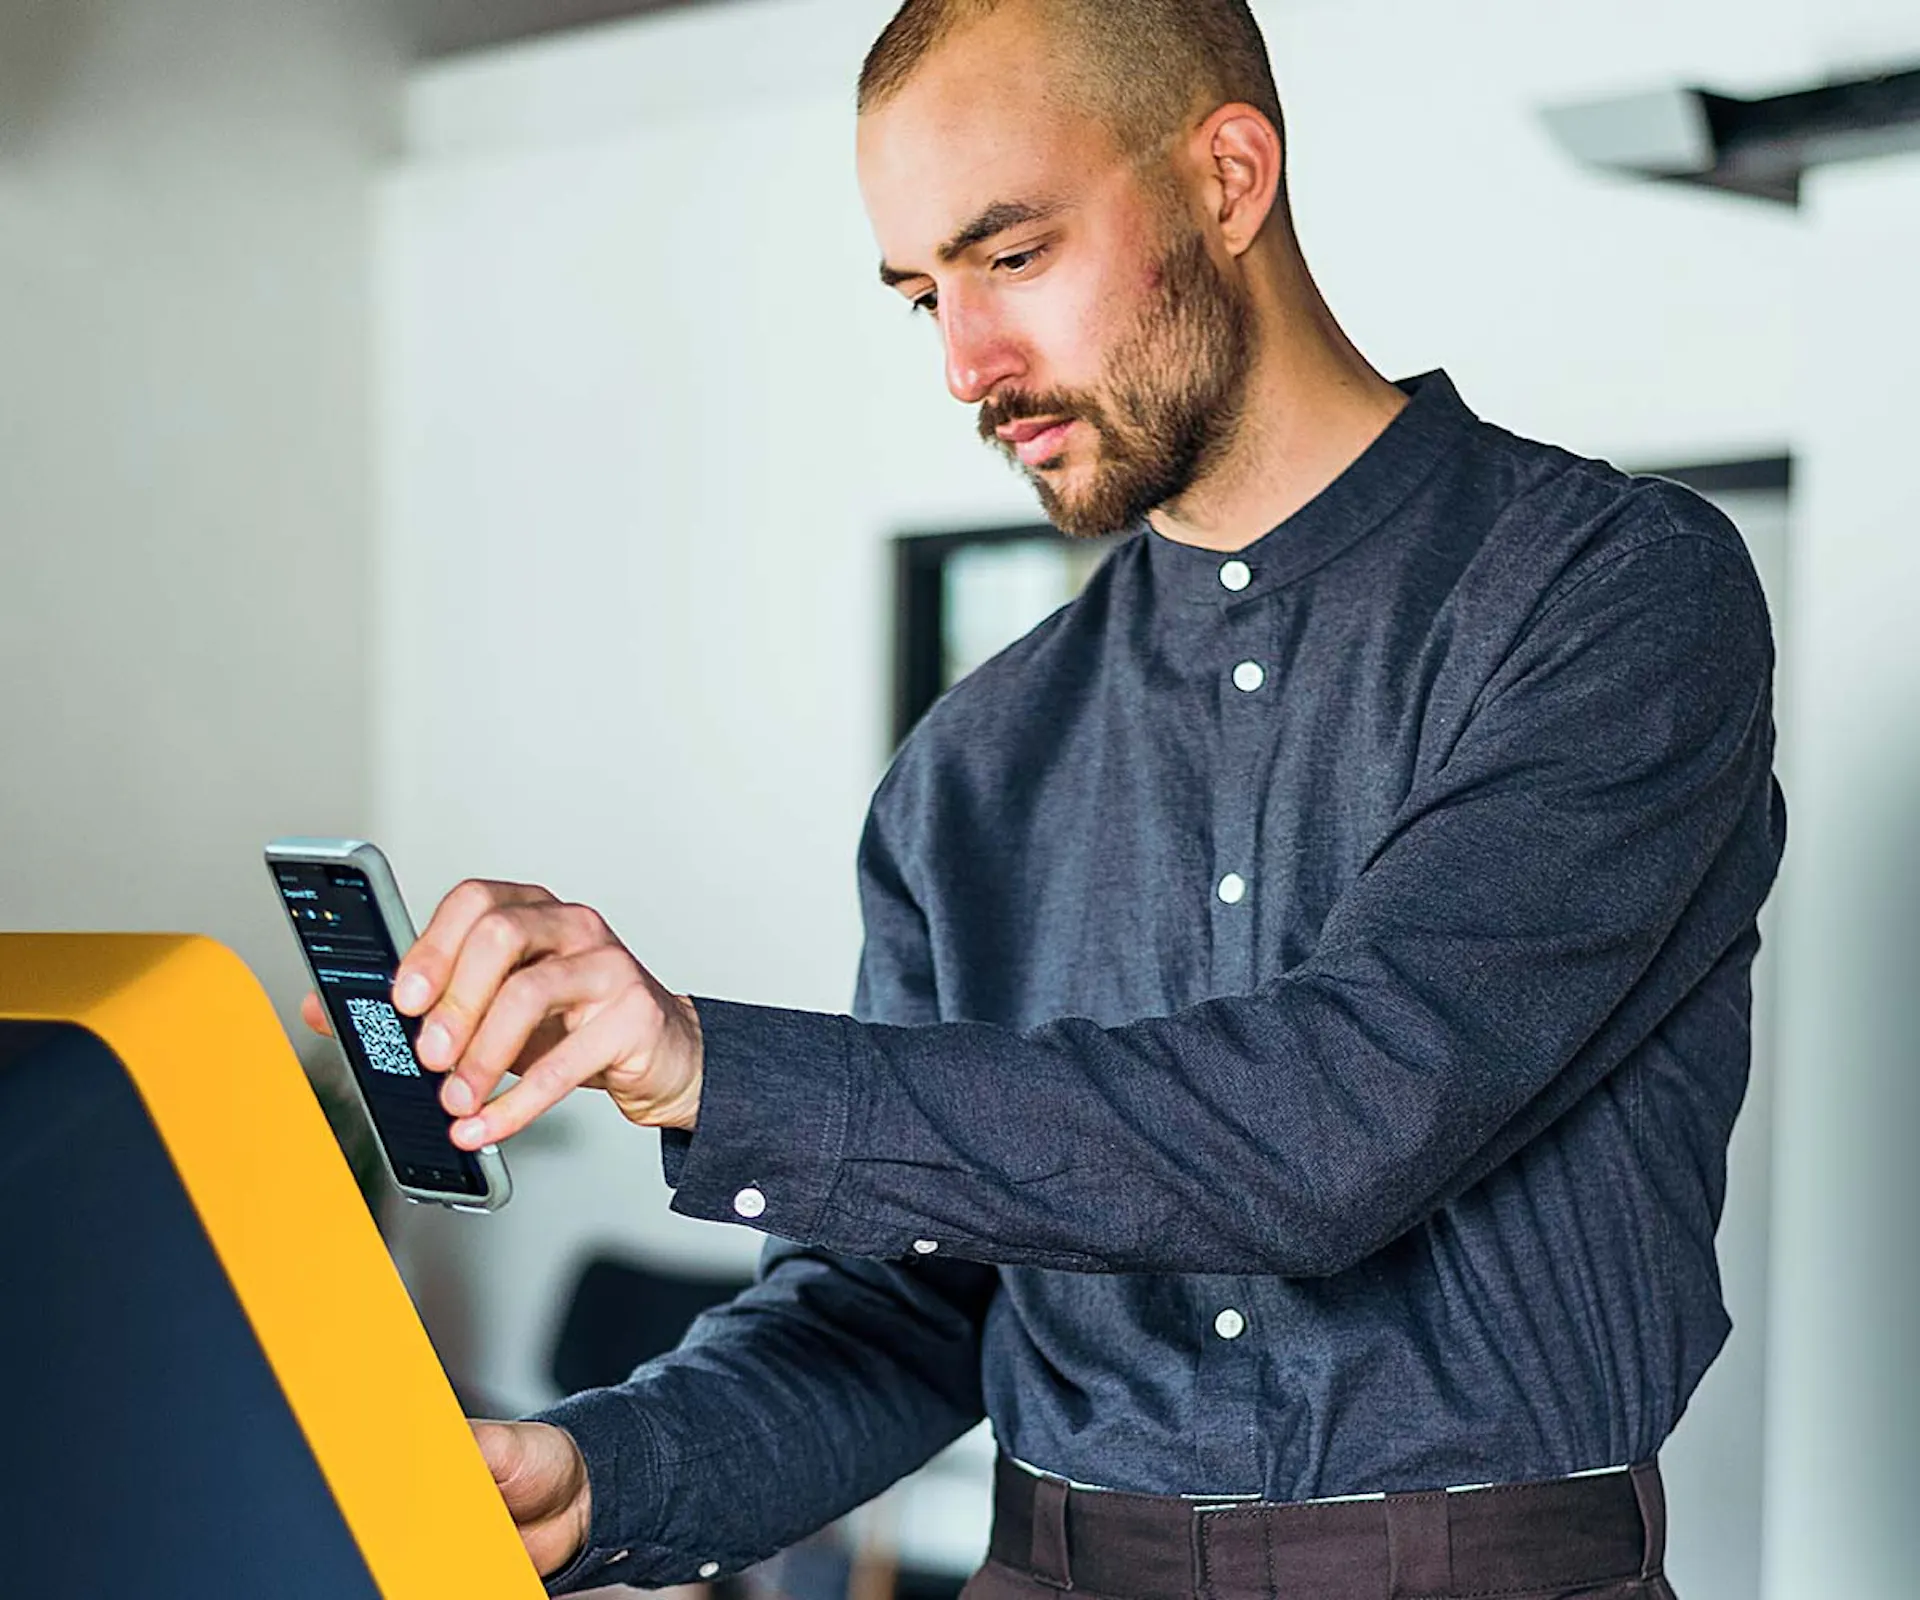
[1628,1460,1666,1580]
[1029,1474,1074,1590]
[1385,1490,1452,1598]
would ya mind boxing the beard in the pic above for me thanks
[976,227,1256,540]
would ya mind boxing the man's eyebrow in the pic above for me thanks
[878,198,1067,287]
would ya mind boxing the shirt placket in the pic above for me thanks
[1207,556,1268,996]
[1194,555,1272,1490]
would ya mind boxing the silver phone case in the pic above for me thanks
[265,836,513,1213]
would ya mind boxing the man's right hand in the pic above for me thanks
[471,1419,593,1578]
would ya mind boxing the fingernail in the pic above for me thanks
[417,1021,451,1066]
[452,1118,486,1147]
[443,1076,474,1115]
[394,972,430,1012]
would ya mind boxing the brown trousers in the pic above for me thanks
[961,1455,1676,1600]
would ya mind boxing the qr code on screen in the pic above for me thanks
[345,995,420,1077]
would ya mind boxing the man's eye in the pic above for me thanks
[911,291,939,317]
[995,246,1045,275]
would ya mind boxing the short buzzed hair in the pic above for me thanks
[858,0,1286,170]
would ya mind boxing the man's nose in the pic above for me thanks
[942,296,1025,406]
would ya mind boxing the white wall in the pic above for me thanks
[375,1,1037,1412]
[0,0,399,1033]
[1762,152,1920,1597]
[379,0,1919,1591]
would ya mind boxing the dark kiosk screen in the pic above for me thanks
[273,862,486,1197]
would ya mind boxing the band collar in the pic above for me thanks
[1139,370,1472,605]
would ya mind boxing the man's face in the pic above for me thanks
[857,22,1254,538]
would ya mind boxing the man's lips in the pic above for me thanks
[997,417,1076,468]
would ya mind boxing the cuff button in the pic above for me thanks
[733,1186,768,1219]
[699,1561,722,1579]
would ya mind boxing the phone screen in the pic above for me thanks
[273,861,488,1197]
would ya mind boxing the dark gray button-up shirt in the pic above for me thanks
[535,372,1785,1593]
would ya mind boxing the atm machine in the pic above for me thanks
[0,932,547,1598]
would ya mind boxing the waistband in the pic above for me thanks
[987,1453,1667,1600]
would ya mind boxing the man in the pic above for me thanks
[310,1,1784,1594]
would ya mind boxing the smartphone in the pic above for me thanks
[265,838,511,1213]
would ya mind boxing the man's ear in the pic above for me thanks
[1194,102,1283,257]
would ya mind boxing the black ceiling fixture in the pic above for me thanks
[1543,64,1920,205]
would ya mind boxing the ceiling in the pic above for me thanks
[390,0,723,60]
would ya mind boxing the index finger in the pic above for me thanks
[393,879,557,1015]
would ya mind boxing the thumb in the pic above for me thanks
[471,1420,592,1575]
[300,990,333,1037]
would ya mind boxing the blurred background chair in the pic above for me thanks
[549,1254,752,1394]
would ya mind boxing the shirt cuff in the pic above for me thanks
[659,1126,693,1187]
[522,1388,682,1593]
[665,997,854,1245]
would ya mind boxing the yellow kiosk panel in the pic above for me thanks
[0,933,547,1598]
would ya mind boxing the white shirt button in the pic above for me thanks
[1219,559,1252,592]
[1232,660,1266,693]
[1217,872,1248,906]
[699,1562,721,1579]
[912,1239,940,1255]
[1214,1307,1247,1340]
[732,1186,767,1220]
[612,1549,632,1564]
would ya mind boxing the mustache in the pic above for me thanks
[976,390,1096,445]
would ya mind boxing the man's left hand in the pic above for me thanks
[300,879,702,1147]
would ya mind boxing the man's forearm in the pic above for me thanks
[526,1237,994,1593]
[664,540,1780,1278]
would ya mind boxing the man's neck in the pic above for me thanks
[1147,288,1410,555]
